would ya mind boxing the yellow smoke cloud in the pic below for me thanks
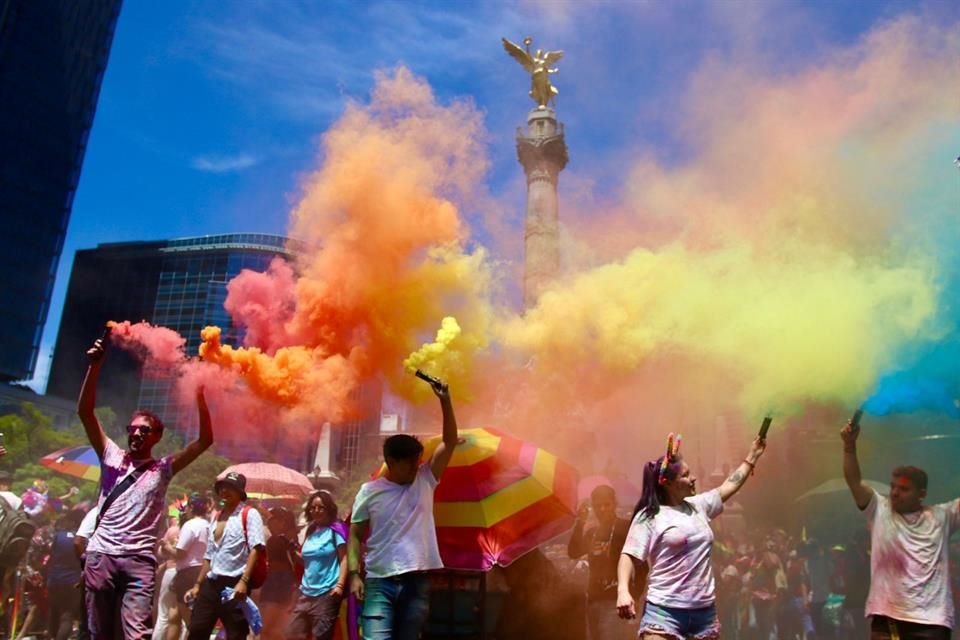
[500,240,939,415]
[403,316,462,377]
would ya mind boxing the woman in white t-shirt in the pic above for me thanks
[170,494,210,639]
[617,433,766,639]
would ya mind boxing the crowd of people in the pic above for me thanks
[1,332,958,640]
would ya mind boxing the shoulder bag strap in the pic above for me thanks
[95,460,155,529]
[241,505,250,549]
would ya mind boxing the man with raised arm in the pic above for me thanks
[348,378,457,640]
[79,331,214,639]
[842,417,959,640]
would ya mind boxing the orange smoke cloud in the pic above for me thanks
[198,325,361,422]
[217,67,493,408]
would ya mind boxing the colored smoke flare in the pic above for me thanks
[199,325,361,420]
[403,316,462,377]
[104,320,187,377]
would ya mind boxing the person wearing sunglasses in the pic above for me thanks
[286,491,346,640]
[78,329,215,640]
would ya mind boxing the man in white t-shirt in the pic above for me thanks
[842,418,959,640]
[79,331,215,639]
[348,377,458,640]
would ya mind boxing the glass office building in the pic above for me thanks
[0,0,123,381]
[138,235,301,464]
[47,234,381,470]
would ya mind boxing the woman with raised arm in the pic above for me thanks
[616,434,766,640]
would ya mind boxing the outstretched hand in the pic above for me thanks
[86,333,109,364]
[840,420,860,445]
[747,437,766,463]
[430,379,450,402]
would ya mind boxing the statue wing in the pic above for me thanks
[502,38,534,72]
[542,50,565,66]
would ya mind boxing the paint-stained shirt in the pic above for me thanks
[863,489,960,628]
[87,438,173,556]
[622,489,723,609]
[351,463,443,578]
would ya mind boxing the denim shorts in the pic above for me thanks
[639,601,720,640]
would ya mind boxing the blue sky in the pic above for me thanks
[30,0,959,392]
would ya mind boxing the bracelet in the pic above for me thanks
[239,575,249,584]
[743,459,756,475]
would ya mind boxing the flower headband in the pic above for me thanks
[657,432,682,485]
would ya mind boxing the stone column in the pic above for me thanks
[516,106,568,310]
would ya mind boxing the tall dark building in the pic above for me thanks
[0,0,123,382]
[47,234,293,423]
[47,234,382,470]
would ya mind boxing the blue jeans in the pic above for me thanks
[362,573,431,640]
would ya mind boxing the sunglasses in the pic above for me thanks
[126,424,157,435]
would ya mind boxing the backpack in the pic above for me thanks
[0,498,37,567]
[241,506,268,589]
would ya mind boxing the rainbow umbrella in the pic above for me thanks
[40,445,100,482]
[374,427,578,571]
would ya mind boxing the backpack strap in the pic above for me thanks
[96,460,155,530]
[241,504,251,549]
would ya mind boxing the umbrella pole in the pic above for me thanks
[446,572,455,635]
[479,572,486,640]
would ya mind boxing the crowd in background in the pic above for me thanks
[4,470,960,639]
[0,479,351,640]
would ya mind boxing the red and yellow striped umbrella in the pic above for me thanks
[375,427,578,571]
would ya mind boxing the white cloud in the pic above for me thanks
[191,153,258,173]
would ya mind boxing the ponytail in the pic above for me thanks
[632,455,682,521]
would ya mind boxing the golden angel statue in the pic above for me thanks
[502,36,565,108]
